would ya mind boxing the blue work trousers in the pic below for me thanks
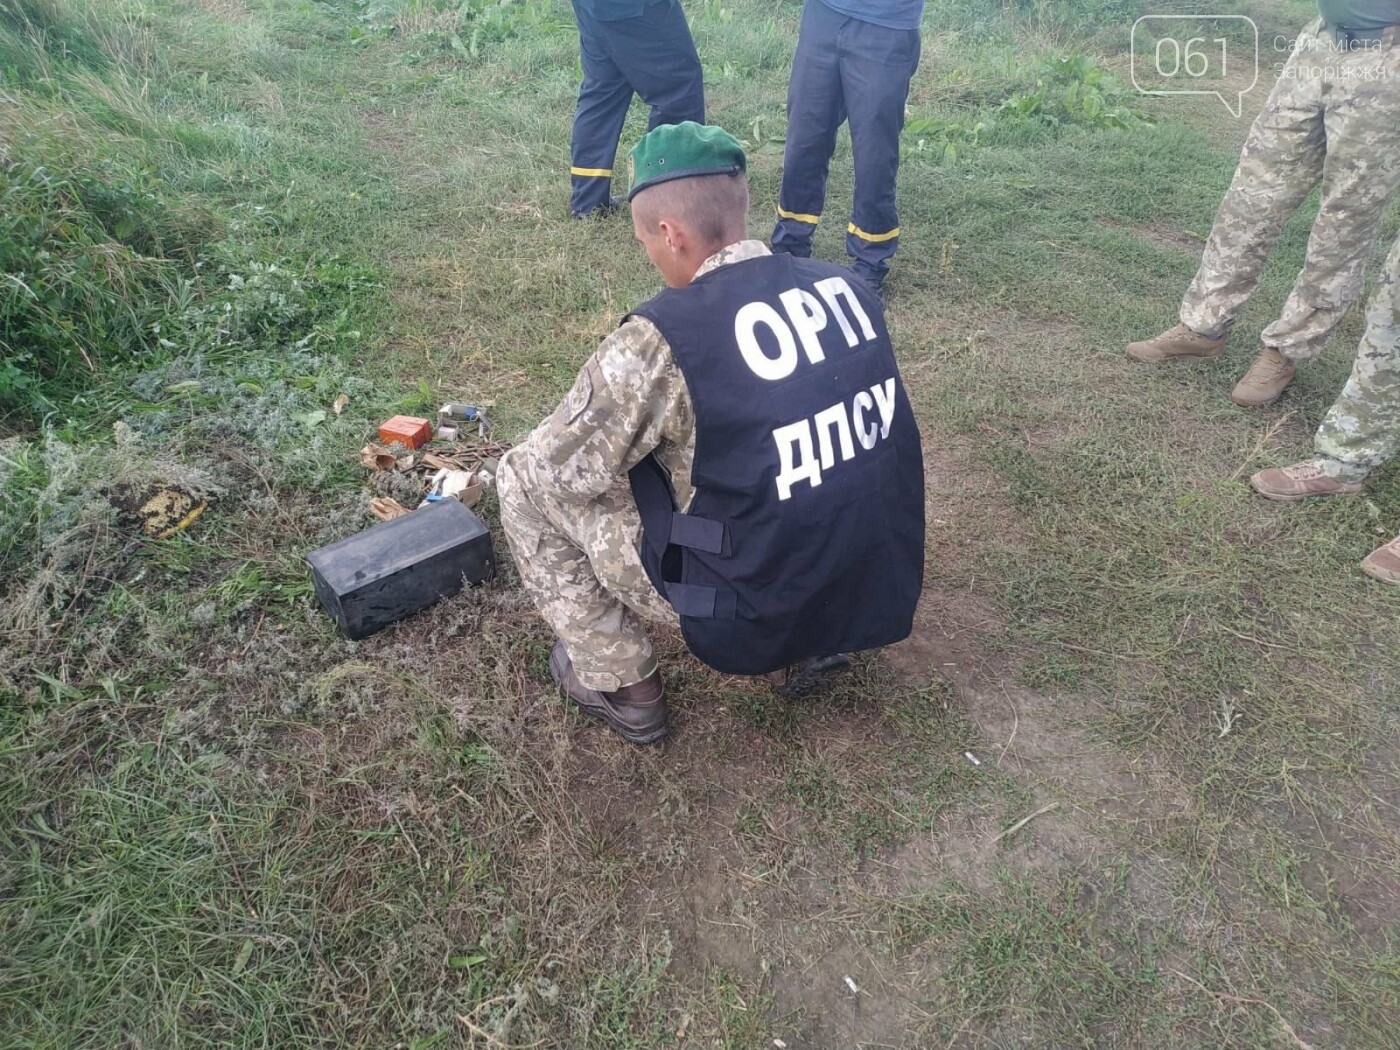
[569,0,705,216]
[773,0,921,285]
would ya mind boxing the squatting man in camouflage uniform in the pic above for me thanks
[1249,228,1400,582]
[497,123,925,744]
[1127,5,1400,408]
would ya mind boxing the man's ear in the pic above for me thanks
[659,217,684,253]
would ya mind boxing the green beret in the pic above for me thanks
[627,121,747,202]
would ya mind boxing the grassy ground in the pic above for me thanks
[3,0,1399,1046]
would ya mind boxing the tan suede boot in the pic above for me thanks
[549,640,668,743]
[1230,348,1295,407]
[1125,323,1226,363]
[1361,536,1400,585]
[1249,461,1364,502]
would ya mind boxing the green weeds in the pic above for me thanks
[904,52,1146,167]
[998,52,1148,129]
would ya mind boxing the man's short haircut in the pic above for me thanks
[634,172,749,245]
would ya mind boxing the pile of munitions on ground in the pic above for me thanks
[358,404,507,520]
[305,403,501,640]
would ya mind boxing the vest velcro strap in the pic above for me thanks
[666,583,737,620]
[668,513,728,555]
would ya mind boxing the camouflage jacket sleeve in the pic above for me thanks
[521,316,693,504]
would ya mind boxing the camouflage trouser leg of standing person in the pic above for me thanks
[1314,231,1400,483]
[496,447,678,692]
[1180,20,1400,359]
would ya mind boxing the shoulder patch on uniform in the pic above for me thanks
[563,367,594,424]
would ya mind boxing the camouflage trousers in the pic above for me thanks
[1180,19,1400,360]
[1315,230,1400,482]
[496,446,677,692]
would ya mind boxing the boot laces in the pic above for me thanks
[1166,323,1208,344]
[1282,461,1325,481]
[1252,351,1292,379]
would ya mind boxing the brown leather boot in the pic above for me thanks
[1362,535,1400,584]
[548,640,668,744]
[1125,323,1226,363]
[763,653,853,698]
[1231,348,1295,406]
[1249,461,1364,502]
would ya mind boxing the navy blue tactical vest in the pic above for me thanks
[627,253,925,676]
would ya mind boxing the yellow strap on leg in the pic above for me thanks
[848,222,900,243]
[777,206,821,225]
[570,166,613,177]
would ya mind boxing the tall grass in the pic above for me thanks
[0,0,374,422]
[0,2,195,415]
[0,0,121,80]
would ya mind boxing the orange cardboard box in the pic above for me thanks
[378,415,433,450]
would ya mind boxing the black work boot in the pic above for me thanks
[571,196,623,220]
[850,265,886,303]
[549,640,668,744]
[763,653,853,698]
